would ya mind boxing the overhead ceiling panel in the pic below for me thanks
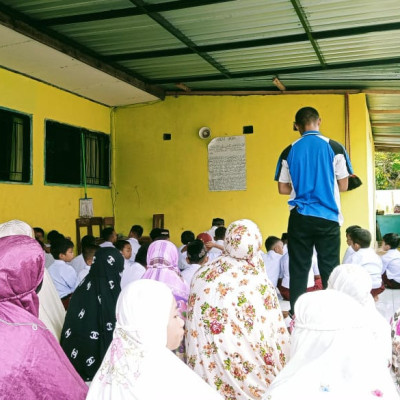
[53,15,184,55]
[367,94,400,110]
[370,114,400,123]
[318,31,400,64]
[119,54,220,80]
[161,0,303,46]
[210,42,319,73]
[0,0,133,19]
[302,0,400,31]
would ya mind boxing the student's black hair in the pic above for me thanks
[81,235,96,249]
[130,225,143,237]
[295,107,319,130]
[215,226,226,241]
[33,227,44,236]
[383,233,400,249]
[212,218,224,227]
[187,239,207,264]
[82,245,99,264]
[135,243,150,267]
[115,239,130,251]
[101,227,115,241]
[47,230,64,243]
[265,236,281,251]
[281,233,288,242]
[350,228,371,248]
[181,230,195,245]
[345,225,361,235]
[150,228,169,241]
[51,237,74,259]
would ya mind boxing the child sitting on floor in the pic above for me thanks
[115,239,133,269]
[182,239,208,286]
[178,230,195,272]
[349,228,384,300]
[261,236,284,287]
[208,226,226,259]
[48,237,77,309]
[381,232,400,289]
[342,224,361,263]
[121,243,149,289]
[76,244,98,287]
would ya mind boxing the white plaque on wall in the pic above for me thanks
[208,136,246,192]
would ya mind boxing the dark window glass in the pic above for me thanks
[45,121,110,187]
[0,108,31,183]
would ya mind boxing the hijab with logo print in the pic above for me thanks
[61,247,124,382]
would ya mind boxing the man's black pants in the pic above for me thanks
[287,208,340,313]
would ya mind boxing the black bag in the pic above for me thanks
[347,174,362,191]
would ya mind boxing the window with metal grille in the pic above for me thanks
[45,120,110,187]
[0,108,31,183]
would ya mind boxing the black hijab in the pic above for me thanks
[60,247,124,381]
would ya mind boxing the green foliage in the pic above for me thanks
[376,152,400,190]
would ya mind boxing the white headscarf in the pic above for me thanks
[264,290,397,400]
[0,219,65,340]
[87,279,222,400]
[328,264,392,368]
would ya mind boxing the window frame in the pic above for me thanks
[44,119,111,188]
[0,106,32,185]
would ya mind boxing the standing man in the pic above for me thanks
[275,106,353,315]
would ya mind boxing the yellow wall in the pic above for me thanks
[114,94,374,256]
[0,68,113,243]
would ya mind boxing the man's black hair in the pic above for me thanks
[51,237,74,259]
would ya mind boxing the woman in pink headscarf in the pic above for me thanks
[0,235,88,399]
[142,240,189,317]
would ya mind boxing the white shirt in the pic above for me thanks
[349,248,383,289]
[45,252,55,269]
[121,261,146,289]
[208,239,224,258]
[261,250,283,287]
[99,241,115,248]
[69,254,86,275]
[76,264,90,287]
[127,237,141,262]
[342,246,355,264]
[178,248,190,271]
[280,253,318,289]
[381,248,400,282]
[48,259,77,298]
[182,264,201,286]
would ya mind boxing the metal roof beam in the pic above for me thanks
[105,21,400,62]
[290,0,326,67]
[151,56,400,84]
[0,3,165,99]
[41,0,234,26]
[127,0,231,78]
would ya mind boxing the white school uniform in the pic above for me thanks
[127,237,141,262]
[48,259,77,298]
[182,263,201,286]
[261,250,282,287]
[99,241,115,248]
[280,252,318,289]
[69,253,86,275]
[121,261,146,289]
[350,247,383,289]
[342,245,355,264]
[381,248,400,283]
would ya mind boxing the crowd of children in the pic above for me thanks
[2,216,400,399]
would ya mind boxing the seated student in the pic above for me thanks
[349,228,384,300]
[197,232,221,262]
[86,280,223,400]
[261,236,284,287]
[178,230,195,272]
[206,217,224,239]
[281,232,288,255]
[265,290,398,399]
[48,237,77,309]
[278,247,322,301]
[115,239,132,269]
[76,244,98,287]
[208,226,226,258]
[342,224,361,263]
[127,224,143,262]
[70,234,96,275]
[99,227,117,248]
[182,239,208,286]
[0,235,88,399]
[149,227,170,241]
[381,233,400,289]
[121,243,149,289]
[33,226,45,243]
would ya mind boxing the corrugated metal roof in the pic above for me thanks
[1,0,400,147]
